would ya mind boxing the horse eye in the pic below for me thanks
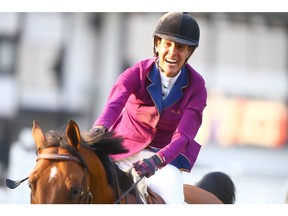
[28,180,36,202]
[70,186,82,198]
[28,180,35,191]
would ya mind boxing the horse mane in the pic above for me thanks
[41,129,136,198]
[81,131,135,193]
[195,171,236,204]
[81,131,128,155]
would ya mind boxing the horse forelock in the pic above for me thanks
[42,130,70,150]
[38,130,87,169]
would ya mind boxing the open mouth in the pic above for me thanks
[165,58,178,65]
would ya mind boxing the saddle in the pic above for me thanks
[124,186,165,204]
[127,168,165,204]
[146,187,166,204]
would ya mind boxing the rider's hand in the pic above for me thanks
[133,154,164,178]
[89,125,107,135]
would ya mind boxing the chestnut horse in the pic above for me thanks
[11,120,235,204]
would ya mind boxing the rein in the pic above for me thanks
[114,175,144,204]
[36,152,93,204]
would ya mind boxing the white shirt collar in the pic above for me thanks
[160,70,182,99]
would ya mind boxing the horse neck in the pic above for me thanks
[81,147,117,203]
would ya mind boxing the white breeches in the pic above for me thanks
[115,149,185,204]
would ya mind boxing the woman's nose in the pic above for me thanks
[168,43,177,55]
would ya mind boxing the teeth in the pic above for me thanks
[166,59,177,64]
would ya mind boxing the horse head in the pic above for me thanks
[29,119,127,204]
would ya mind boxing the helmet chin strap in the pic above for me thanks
[154,58,165,73]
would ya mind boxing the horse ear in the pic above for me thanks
[32,120,46,149]
[66,119,81,149]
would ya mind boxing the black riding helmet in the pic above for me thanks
[153,12,200,57]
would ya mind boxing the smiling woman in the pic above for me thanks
[155,38,195,77]
[90,12,206,204]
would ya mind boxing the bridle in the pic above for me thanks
[36,146,142,204]
[36,151,93,204]
[35,145,143,204]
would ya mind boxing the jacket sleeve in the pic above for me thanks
[92,66,141,129]
[157,77,207,166]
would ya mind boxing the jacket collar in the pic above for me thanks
[147,63,189,112]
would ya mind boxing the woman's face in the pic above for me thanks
[156,38,193,77]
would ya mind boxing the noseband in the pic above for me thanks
[36,152,93,204]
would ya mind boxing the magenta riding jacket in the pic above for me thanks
[93,58,207,172]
